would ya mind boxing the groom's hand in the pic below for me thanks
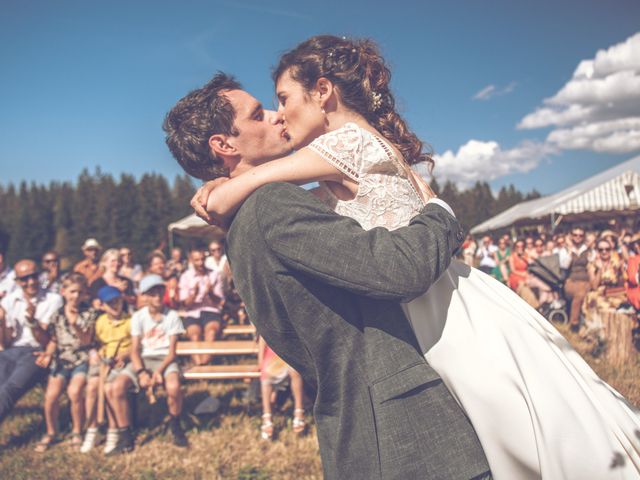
[192,178,230,226]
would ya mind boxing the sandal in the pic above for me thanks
[34,434,58,453]
[292,408,306,435]
[260,413,274,441]
[70,432,83,449]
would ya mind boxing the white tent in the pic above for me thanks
[471,155,640,235]
[167,213,225,246]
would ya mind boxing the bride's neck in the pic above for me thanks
[325,109,372,134]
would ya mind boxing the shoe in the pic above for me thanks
[104,427,133,456]
[292,408,306,435]
[103,429,119,455]
[260,413,274,441]
[80,428,99,453]
[169,416,189,448]
[34,433,58,453]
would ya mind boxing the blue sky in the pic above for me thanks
[1,0,639,194]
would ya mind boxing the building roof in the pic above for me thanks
[470,155,640,234]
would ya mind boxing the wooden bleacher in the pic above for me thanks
[177,323,259,381]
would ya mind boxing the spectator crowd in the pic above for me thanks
[461,226,640,334]
[0,238,304,455]
[2,225,638,455]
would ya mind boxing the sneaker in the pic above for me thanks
[80,428,99,453]
[103,429,119,455]
[169,416,189,448]
[104,428,133,456]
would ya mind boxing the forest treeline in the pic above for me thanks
[0,170,540,265]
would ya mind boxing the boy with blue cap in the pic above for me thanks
[131,274,187,447]
[83,285,135,455]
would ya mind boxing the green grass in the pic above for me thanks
[1,326,638,479]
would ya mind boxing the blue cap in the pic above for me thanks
[139,274,165,294]
[97,285,122,303]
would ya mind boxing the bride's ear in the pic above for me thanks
[209,134,236,158]
[315,77,335,109]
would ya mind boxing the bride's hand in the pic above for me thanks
[191,178,230,226]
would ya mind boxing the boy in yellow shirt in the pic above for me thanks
[81,286,134,455]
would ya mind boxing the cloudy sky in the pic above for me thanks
[1,0,639,195]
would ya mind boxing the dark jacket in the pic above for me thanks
[227,183,489,480]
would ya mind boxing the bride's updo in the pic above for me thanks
[273,35,433,168]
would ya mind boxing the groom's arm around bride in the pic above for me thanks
[227,182,490,480]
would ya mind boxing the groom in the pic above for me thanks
[164,73,490,480]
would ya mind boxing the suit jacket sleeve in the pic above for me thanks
[240,182,464,302]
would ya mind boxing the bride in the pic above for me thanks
[198,35,640,479]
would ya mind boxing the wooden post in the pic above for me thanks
[600,308,637,368]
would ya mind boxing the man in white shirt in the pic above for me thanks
[476,235,498,275]
[0,259,63,422]
[204,241,228,274]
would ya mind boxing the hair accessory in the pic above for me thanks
[370,91,383,111]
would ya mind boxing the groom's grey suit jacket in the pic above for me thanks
[227,183,490,480]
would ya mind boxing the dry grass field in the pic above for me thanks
[1,323,638,480]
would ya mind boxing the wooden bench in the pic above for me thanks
[183,364,261,380]
[177,340,260,382]
[176,340,258,356]
[222,324,256,337]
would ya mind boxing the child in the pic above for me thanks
[81,285,134,455]
[131,274,187,447]
[34,273,97,452]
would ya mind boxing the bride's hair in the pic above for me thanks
[273,35,433,168]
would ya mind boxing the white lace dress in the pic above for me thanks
[309,123,640,480]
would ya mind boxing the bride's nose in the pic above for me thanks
[267,109,285,125]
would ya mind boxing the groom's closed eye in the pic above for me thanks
[251,105,265,121]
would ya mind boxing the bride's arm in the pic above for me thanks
[201,148,347,226]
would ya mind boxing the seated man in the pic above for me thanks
[131,274,187,447]
[0,259,62,423]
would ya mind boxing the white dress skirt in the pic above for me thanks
[309,123,640,479]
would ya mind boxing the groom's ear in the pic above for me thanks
[209,134,236,157]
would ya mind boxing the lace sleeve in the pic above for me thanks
[308,123,363,181]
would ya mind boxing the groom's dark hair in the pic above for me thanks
[163,72,242,180]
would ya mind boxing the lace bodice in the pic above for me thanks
[308,123,425,231]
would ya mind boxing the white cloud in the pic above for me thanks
[420,139,556,189]
[473,85,496,100]
[472,82,517,101]
[518,32,640,155]
[547,117,640,153]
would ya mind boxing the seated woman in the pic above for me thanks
[584,237,627,312]
[89,249,136,312]
[258,336,305,440]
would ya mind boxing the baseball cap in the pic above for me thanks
[97,285,122,303]
[139,274,165,294]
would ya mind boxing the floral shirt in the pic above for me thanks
[49,306,99,368]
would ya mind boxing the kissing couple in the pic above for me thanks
[164,35,640,479]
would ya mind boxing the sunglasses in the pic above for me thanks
[43,258,58,264]
[598,247,611,252]
[17,272,39,282]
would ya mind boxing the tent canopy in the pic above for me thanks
[471,155,640,234]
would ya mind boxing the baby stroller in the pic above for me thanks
[528,253,568,324]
